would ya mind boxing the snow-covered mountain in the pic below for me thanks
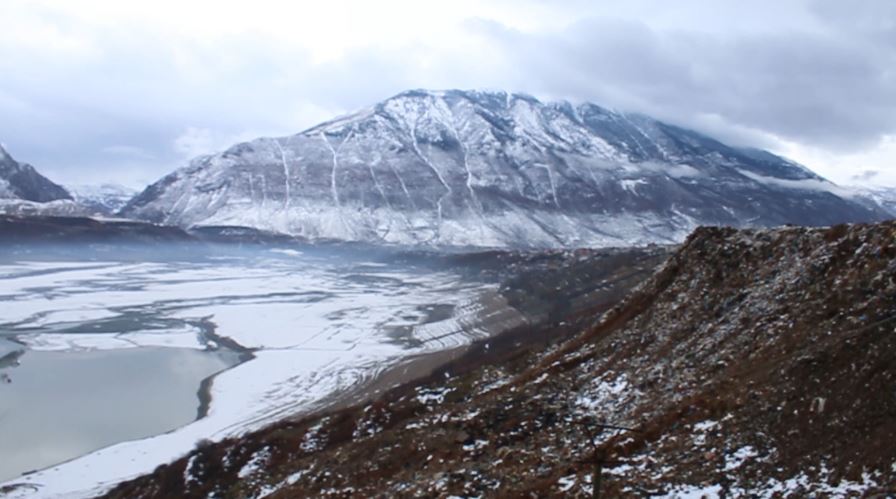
[0,143,72,203]
[0,144,88,216]
[68,184,138,216]
[848,186,896,217]
[121,89,887,248]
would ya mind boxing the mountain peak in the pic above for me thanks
[120,89,886,247]
[386,88,542,108]
[0,144,72,204]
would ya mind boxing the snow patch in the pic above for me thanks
[238,447,271,479]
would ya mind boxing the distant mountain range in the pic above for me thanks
[67,184,137,216]
[120,89,889,247]
[3,90,894,247]
[0,145,137,217]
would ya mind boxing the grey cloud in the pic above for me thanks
[851,170,881,182]
[472,11,896,152]
[0,24,507,185]
[0,33,343,185]
[0,1,894,187]
[810,0,896,47]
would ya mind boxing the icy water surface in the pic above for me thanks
[0,347,238,482]
[0,245,506,496]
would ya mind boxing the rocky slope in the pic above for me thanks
[120,90,885,248]
[0,144,71,203]
[0,144,89,216]
[101,221,896,497]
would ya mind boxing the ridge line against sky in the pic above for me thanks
[0,0,894,188]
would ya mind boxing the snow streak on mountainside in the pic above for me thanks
[121,90,886,248]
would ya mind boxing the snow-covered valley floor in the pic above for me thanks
[0,246,513,498]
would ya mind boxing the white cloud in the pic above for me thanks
[775,134,896,188]
[173,127,227,159]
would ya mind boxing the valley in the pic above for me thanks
[1,87,894,498]
[95,221,896,498]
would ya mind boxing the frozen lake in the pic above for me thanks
[0,347,239,482]
[0,245,519,497]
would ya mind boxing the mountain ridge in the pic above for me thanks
[120,89,886,248]
[0,144,72,203]
[0,144,91,217]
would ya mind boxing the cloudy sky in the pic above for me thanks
[1,0,894,188]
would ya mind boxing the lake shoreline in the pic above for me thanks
[0,245,673,497]
[308,287,531,417]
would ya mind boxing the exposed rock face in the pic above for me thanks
[121,90,885,248]
[0,144,71,203]
[0,144,90,216]
[101,221,896,497]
